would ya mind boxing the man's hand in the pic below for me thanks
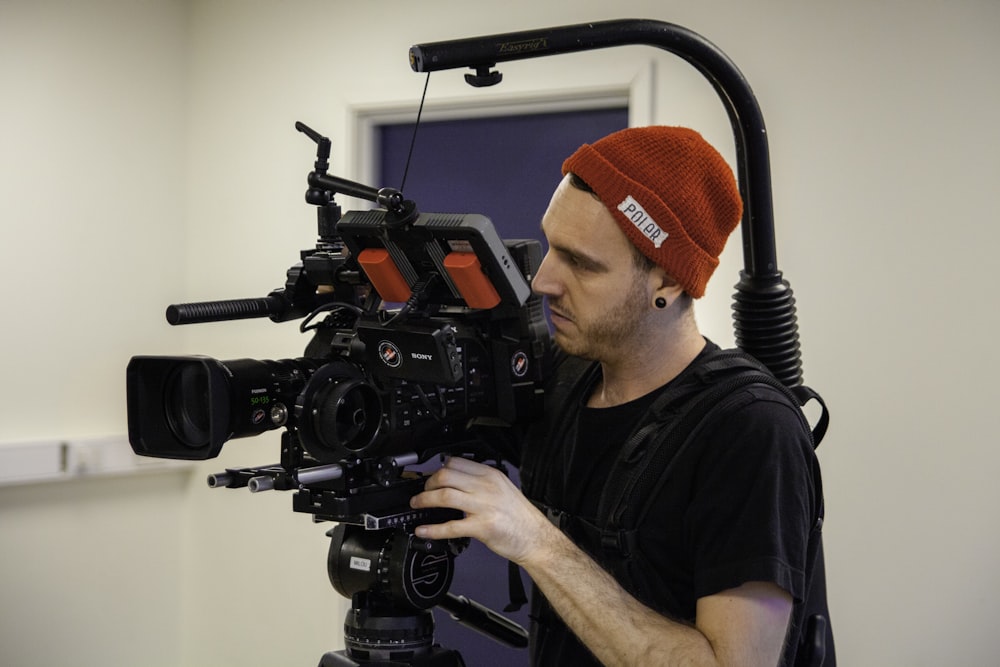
[410,456,553,564]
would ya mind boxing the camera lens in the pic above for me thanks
[164,362,211,448]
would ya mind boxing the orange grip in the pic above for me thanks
[357,248,411,303]
[443,252,501,309]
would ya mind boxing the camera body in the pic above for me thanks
[127,239,546,465]
[127,219,547,457]
[126,130,549,528]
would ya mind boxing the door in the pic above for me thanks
[377,106,628,666]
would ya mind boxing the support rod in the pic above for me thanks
[410,18,777,279]
[410,18,809,387]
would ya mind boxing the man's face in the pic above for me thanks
[532,175,652,362]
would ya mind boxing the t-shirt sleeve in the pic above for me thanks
[685,384,818,603]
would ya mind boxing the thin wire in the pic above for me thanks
[298,302,362,333]
[399,72,431,193]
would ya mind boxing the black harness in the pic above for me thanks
[518,346,830,665]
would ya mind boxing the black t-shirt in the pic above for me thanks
[522,343,834,666]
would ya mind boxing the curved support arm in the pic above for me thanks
[410,18,777,279]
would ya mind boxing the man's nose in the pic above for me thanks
[531,252,557,297]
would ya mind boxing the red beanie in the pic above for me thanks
[562,126,743,298]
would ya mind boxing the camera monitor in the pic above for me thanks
[337,209,531,310]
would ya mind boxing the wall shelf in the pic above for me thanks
[0,436,191,487]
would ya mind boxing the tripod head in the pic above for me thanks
[317,472,527,666]
[210,433,527,666]
[322,522,461,665]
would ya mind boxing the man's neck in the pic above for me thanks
[587,329,706,408]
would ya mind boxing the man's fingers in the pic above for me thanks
[442,456,492,475]
[413,517,475,541]
[421,466,472,494]
[422,458,502,494]
[412,485,465,511]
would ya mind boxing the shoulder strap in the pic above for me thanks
[790,384,830,448]
[595,354,774,556]
[519,351,599,499]
[596,348,828,560]
[509,352,596,614]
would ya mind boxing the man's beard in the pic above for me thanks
[551,278,649,362]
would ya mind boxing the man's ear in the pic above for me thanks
[650,267,685,299]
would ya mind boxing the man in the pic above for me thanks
[411,126,833,666]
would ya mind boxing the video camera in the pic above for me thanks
[125,122,548,664]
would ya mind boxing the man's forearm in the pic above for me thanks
[522,520,719,666]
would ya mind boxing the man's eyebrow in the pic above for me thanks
[549,239,608,271]
[540,219,608,270]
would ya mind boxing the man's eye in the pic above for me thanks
[556,248,600,272]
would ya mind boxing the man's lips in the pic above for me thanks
[548,306,572,327]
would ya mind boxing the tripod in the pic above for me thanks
[205,441,528,667]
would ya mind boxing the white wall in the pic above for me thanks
[0,1,191,665]
[1,0,998,665]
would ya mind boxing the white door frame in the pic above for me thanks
[345,61,656,204]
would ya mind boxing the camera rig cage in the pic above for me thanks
[127,117,547,664]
